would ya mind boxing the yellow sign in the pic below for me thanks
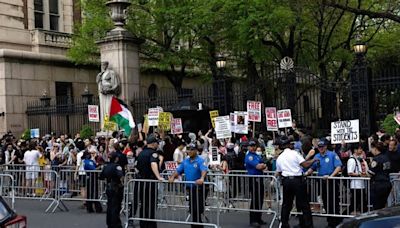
[209,110,219,128]
[143,114,149,134]
[103,115,117,131]
[159,112,172,131]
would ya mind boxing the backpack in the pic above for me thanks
[342,157,359,177]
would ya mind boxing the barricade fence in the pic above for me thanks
[0,173,15,209]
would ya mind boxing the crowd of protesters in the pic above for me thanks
[1,124,400,226]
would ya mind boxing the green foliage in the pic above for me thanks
[21,129,31,141]
[80,125,94,139]
[382,114,399,135]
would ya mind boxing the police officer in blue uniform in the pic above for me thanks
[305,139,342,228]
[368,141,392,210]
[169,143,208,228]
[100,152,124,228]
[245,141,267,227]
[136,134,164,228]
[83,151,103,213]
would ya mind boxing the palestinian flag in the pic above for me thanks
[109,97,135,136]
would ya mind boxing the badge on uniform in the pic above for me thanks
[335,155,340,161]
[325,158,330,163]
[152,153,158,158]
[117,166,122,171]
[249,156,253,161]
[193,163,198,168]
[371,161,377,168]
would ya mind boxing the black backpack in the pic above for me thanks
[342,157,359,177]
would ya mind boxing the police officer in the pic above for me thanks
[245,141,267,227]
[276,136,315,228]
[136,134,164,228]
[368,141,392,210]
[169,143,207,228]
[99,152,124,228]
[305,139,342,228]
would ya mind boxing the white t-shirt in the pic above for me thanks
[76,151,85,175]
[23,150,41,166]
[276,148,305,177]
[173,148,185,163]
[347,157,365,189]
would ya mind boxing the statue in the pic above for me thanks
[96,61,120,130]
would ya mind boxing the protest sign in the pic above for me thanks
[266,107,278,131]
[209,146,221,165]
[215,115,231,139]
[247,101,262,122]
[148,108,161,126]
[209,110,219,128]
[158,112,172,131]
[88,105,99,122]
[230,113,235,133]
[30,128,39,138]
[143,115,149,134]
[395,113,400,125]
[103,115,117,131]
[277,109,292,128]
[165,161,178,171]
[234,111,248,134]
[171,118,183,135]
[331,119,359,144]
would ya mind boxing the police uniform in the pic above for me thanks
[100,159,124,228]
[276,148,313,228]
[310,149,342,227]
[368,153,392,210]
[83,158,102,213]
[176,155,208,228]
[244,149,265,225]
[136,145,160,228]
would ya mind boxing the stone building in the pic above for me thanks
[0,0,201,136]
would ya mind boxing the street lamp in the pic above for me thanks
[353,35,367,56]
[216,54,227,70]
[213,54,231,115]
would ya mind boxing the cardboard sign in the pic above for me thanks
[234,111,248,134]
[30,128,39,138]
[171,118,183,135]
[395,113,400,125]
[158,112,172,131]
[247,101,262,122]
[215,115,231,139]
[148,107,162,126]
[209,146,221,165]
[165,161,178,171]
[209,110,219,128]
[266,107,278,131]
[88,105,100,122]
[277,109,292,128]
[331,119,360,144]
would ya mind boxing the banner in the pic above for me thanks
[277,109,292,128]
[171,118,183,135]
[209,110,219,128]
[88,105,100,122]
[234,111,248,134]
[164,161,178,171]
[247,100,262,122]
[265,107,278,131]
[209,146,221,165]
[30,128,39,138]
[158,112,172,131]
[215,115,231,139]
[148,108,161,126]
[331,119,360,144]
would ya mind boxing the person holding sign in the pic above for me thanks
[244,141,267,227]
[169,143,208,228]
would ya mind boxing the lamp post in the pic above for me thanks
[40,89,51,134]
[81,85,93,105]
[213,54,231,115]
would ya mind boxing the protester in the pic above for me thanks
[23,141,41,196]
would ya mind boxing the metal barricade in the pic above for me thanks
[3,168,59,213]
[58,169,106,211]
[301,176,371,217]
[0,173,15,209]
[206,173,279,228]
[124,179,220,228]
[389,173,400,207]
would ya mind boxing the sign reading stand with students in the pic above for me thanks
[331,119,360,144]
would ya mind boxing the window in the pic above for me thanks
[56,82,73,104]
[34,0,44,29]
[49,0,59,31]
[148,84,158,100]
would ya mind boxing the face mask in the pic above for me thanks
[256,151,262,156]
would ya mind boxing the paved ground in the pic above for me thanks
[14,199,330,228]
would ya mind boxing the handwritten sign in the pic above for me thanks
[171,118,183,135]
[88,105,100,122]
[209,110,219,128]
[165,161,178,171]
[277,109,292,128]
[247,101,262,122]
[215,115,231,139]
[159,112,172,131]
[331,119,359,144]
[148,107,161,126]
[265,107,278,131]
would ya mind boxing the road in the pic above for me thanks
[14,199,331,228]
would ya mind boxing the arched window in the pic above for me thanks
[148,84,158,99]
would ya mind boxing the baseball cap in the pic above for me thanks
[318,138,328,147]
[146,134,160,144]
[279,136,292,145]
[186,143,197,151]
[248,141,257,146]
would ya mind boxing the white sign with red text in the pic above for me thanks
[165,161,178,171]
[247,100,262,122]
[88,105,100,122]
[277,109,292,128]
[265,107,278,131]
[171,118,183,134]
[148,107,162,126]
